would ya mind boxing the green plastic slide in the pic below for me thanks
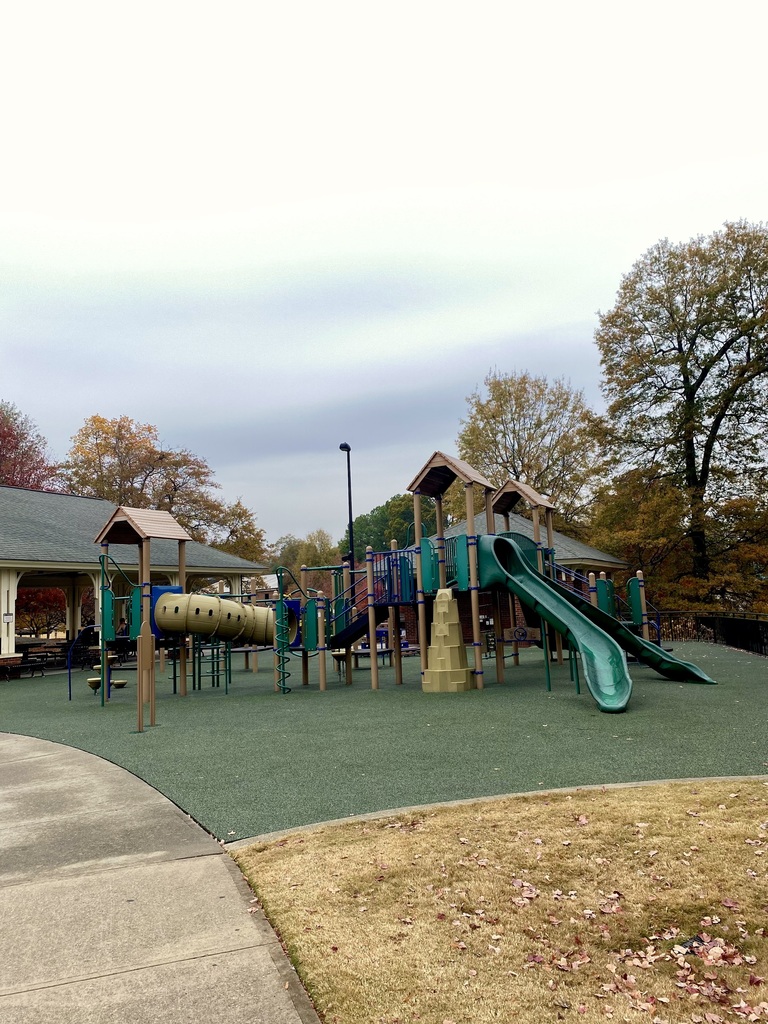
[542,569,715,685]
[477,534,633,713]
[477,536,715,713]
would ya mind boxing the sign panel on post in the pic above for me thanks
[503,626,541,643]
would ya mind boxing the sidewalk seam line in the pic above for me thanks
[0,941,277,997]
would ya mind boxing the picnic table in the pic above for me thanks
[0,655,23,681]
[24,647,51,676]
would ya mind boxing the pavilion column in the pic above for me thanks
[1,569,20,655]
[76,581,91,633]
[85,571,101,627]
[65,579,78,642]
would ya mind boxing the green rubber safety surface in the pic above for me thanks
[1,642,765,842]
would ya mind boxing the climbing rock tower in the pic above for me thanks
[422,589,475,692]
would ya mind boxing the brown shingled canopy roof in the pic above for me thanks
[95,507,192,546]
[492,479,556,514]
[407,451,495,498]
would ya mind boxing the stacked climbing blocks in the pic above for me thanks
[422,589,475,692]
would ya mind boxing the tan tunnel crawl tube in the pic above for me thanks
[154,593,298,646]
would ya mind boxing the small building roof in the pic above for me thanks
[442,510,629,574]
[0,486,265,573]
[408,451,495,498]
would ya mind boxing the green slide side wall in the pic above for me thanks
[477,534,714,691]
[477,534,632,713]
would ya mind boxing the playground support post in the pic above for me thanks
[178,539,187,696]
[341,561,353,684]
[389,539,403,685]
[271,589,280,692]
[412,489,428,679]
[435,494,447,590]
[300,564,309,686]
[365,546,379,690]
[137,537,156,729]
[544,508,563,666]
[509,591,519,665]
[501,509,519,666]
[589,572,598,607]
[485,490,505,684]
[636,570,650,641]
[99,543,109,707]
[465,481,484,689]
[136,552,146,733]
[531,506,554,678]
[317,592,327,691]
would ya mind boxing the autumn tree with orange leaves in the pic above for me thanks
[61,415,268,565]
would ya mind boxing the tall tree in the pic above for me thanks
[62,415,217,523]
[340,493,437,559]
[207,499,269,566]
[454,370,600,528]
[62,414,268,560]
[0,401,58,489]
[595,220,768,601]
[271,530,340,595]
[587,468,692,606]
[16,587,66,637]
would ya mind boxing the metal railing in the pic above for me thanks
[657,611,768,657]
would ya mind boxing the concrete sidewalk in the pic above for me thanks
[0,733,320,1024]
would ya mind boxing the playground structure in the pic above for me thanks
[89,451,714,727]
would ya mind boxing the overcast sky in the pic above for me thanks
[2,1,766,544]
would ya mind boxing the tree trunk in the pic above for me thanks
[688,488,711,584]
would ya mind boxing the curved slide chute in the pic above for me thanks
[154,593,298,646]
[478,534,633,713]
[478,535,714,714]
[540,573,715,685]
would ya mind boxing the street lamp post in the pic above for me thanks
[339,442,354,568]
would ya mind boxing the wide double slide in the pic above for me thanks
[477,535,714,714]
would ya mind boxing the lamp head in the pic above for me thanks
[339,442,351,453]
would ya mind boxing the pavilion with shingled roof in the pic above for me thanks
[0,485,266,656]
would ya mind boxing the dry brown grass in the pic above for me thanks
[234,780,768,1024]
